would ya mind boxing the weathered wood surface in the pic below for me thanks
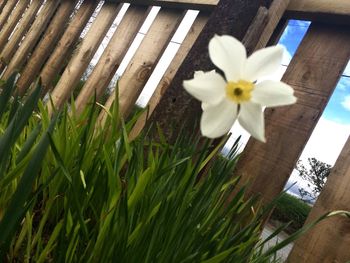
[0,0,44,69]
[129,13,209,140]
[112,0,218,11]
[288,136,350,262]
[2,0,61,79]
[233,23,350,206]
[286,0,350,25]
[122,0,350,24]
[75,5,149,114]
[147,0,272,143]
[40,0,98,95]
[0,0,18,30]
[48,2,122,113]
[0,0,30,52]
[255,0,290,50]
[99,8,184,121]
[17,0,78,94]
[0,1,8,15]
[241,6,269,55]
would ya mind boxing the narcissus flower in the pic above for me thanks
[183,35,297,142]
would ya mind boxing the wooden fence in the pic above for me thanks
[0,0,349,261]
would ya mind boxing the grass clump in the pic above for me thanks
[1,76,344,262]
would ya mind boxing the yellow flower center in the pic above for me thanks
[226,80,254,103]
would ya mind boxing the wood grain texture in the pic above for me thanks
[2,0,61,79]
[148,0,272,143]
[48,2,122,112]
[242,6,268,55]
[75,5,149,114]
[255,0,290,50]
[286,0,350,25]
[129,13,209,140]
[233,23,350,207]
[100,8,185,121]
[0,0,30,52]
[0,0,44,71]
[39,0,98,95]
[0,1,8,15]
[0,0,18,30]
[17,0,78,94]
[111,0,218,11]
[288,136,350,262]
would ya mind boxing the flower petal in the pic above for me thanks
[183,70,226,104]
[244,45,284,81]
[200,99,238,138]
[252,80,297,107]
[238,102,265,142]
[208,35,246,82]
[201,102,210,111]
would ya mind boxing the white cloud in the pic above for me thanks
[280,45,292,65]
[299,117,350,165]
[341,95,350,111]
[344,61,350,76]
[285,117,350,198]
[338,77,350,91]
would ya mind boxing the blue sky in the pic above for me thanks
[279,20,350,125]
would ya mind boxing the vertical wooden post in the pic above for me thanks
[2,0,61,79]
[48,2,122,112]
[16,0,78,94]
[0,0,18,30]
[39,0,98,94]
[148,0,272,142]
[0,0,30,52]
[232,23,350,206]
[0,0,44,67]
[288,136,350,262]
[75,5,149,113]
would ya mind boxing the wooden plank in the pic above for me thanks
[39,0,98,95]
[255,0,290,50]
[0,0,18,30]
[0,1,8,15]
[16,0,78,95]
[111,0,218,11]
[2,0,61,80]
[232,23,350,206]
[99,8,185,120]
[286,0,350,25]
[48,2,122,112]
[0,0,30,52]
[288,136,350,262]
[0,0,44,71]
[147,0,272,143]
[129,13,209,140]
[241,6,269,55]
[75,5,149,114]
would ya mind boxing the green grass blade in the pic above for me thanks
[0,115,57,255]
[0,73,17,119]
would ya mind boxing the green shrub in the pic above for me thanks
[270,193,311,234]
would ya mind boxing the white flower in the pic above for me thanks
[183,35,297,142]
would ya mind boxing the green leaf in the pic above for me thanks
[0,114,57,254]
[128,167,153,210]
[0,73,17,119]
